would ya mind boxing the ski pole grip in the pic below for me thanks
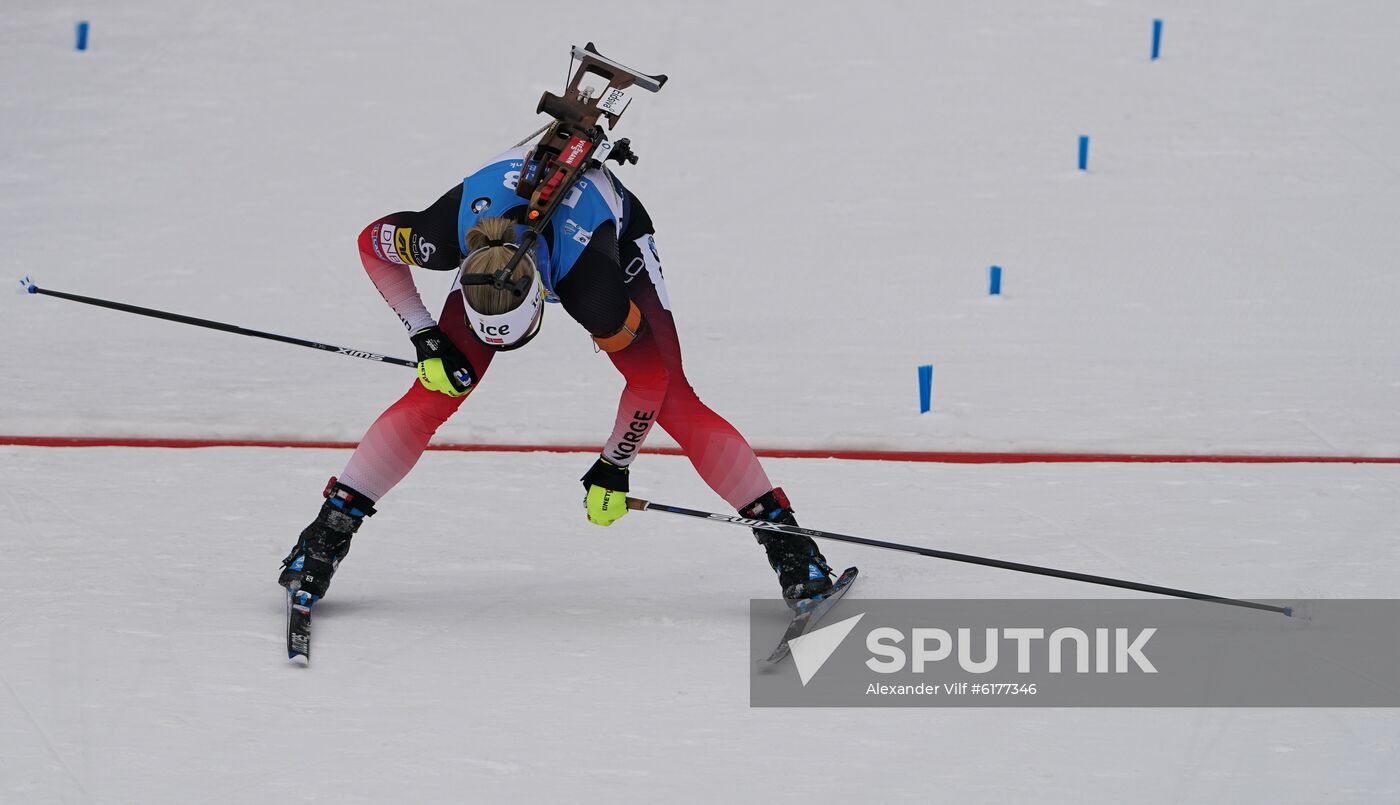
[625,497,650,511]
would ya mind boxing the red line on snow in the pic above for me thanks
[1,435,1398,464]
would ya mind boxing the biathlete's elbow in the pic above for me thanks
[592,300,645,353]
[357,221,381,261]
[356,218,405,270]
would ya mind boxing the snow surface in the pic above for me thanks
[3,0,1399,802]
[3,446,1398,804]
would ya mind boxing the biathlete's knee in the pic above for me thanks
[388,380,469,431]
[592,300,645,353]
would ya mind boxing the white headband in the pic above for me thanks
[460,261,544,349]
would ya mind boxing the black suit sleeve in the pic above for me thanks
[365,184,465,272]
[555,222,630,337]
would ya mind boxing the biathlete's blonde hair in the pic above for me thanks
[462,217,535,315]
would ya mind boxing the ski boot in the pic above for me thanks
[740,487,834,605]
[278,477,376,601]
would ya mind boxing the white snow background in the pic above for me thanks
[2,1,1398,803]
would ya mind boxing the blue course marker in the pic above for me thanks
[1078,135,1089,171]
[76,21,89,51]
[1152,19,1163,60]
[989,265,1002,295]
[918,365,933,414]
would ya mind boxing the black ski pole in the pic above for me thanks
[19,277,414,368]
[626,497,1293,617]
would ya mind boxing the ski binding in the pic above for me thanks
[764,566,859,664]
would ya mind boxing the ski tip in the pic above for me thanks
[18,276,36,294]
[832,566,859,585]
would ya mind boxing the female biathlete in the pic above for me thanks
[277,145,836,605]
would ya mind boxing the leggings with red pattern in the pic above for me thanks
[338,239,773,512]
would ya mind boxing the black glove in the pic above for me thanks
[411,326,476,397]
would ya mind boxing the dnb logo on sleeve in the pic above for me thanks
[375,224,402,264]
[377,224,437,266]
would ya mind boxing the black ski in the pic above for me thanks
[286,587,313,662]
[764,566,859,664]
